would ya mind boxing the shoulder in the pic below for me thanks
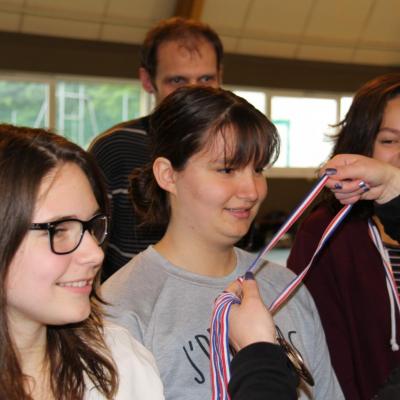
[235,247,296,285]
[257,259,298,293]
[102,322,165,400]
[88,116,150,152]
[235,248,304,300]
[101,248,167,301]
[247,255,318,316]
[235,247,255,266]
[103,321,157,367]
[101,248,170,331]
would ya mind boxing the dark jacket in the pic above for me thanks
[287,205,400,399]
[229,342,298,400]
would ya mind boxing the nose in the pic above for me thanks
[75,230,104,267]
[237,169,266,202]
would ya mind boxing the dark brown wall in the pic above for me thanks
[260,178,317,217]
[1,31,399,93]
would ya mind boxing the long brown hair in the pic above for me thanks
[325,73,400,217]
[0,124,118,399]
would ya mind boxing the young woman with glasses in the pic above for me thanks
[0,124,164,399]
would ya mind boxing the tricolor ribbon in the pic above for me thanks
[368,221,400,318]
[210,174,352,400]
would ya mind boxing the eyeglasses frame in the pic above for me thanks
[29,214,108,255]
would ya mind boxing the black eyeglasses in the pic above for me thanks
[30,214,108,255]
[276,325,315,387]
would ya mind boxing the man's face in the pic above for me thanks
[142,39,221,104]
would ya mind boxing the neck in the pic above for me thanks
[155,225,237,277]
[373,215,399,247]
[8,312,48,388]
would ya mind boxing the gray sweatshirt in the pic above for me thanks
[102,246,344,400]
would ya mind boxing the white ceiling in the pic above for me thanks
[1,0,400,66]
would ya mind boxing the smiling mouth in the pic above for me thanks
[225,207,252,212]
[57,280,93,288]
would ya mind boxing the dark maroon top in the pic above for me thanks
[287,205,400,399]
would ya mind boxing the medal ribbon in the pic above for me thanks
[210,174,352,400]
[368,220,400,314]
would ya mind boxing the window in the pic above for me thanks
[0,73,355,176]
[0,79,48,127]
[230,87,354,176]
[271,96,337,168]
[0,75,146,149]
[233,90,266,114]
[56,80,142,148]
[340,96,353,120]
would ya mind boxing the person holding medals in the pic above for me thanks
[288,73,400,399]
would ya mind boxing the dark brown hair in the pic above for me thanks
[141,16,223,82]
[0,124,118,399]
[326,73,400,217]
[130,86,279,226]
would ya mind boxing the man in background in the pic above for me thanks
[89,17,223,280]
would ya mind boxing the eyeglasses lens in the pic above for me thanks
[51,216,107,254]
[90,216,107,245]
[52,220,82,254]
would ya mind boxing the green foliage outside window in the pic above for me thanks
[57,81,142,148]
[0,79,142,149]
[0,81,48,128]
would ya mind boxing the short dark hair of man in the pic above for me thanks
[140,17,223,83]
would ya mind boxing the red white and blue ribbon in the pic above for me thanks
[368,220,400,315]
[210,174,352,400]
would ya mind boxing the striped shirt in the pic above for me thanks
[89,116,164,280]
[387,244,400,295]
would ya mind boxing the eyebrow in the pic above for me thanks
[164,75,187,81]
[35,209,101,224]
[164,72,217,81]
[379,127,400,134]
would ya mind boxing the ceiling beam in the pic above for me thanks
[174,0,204,20]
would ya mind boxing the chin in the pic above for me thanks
[225,233,246,246]
[55,307,92,325]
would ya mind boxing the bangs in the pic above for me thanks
[203,105,279,170]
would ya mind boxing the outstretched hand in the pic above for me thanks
[321,154,400,205]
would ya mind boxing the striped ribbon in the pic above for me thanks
[368,220,400,315]
[210,174,352,400]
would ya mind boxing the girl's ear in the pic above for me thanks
[153,157,177,194]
